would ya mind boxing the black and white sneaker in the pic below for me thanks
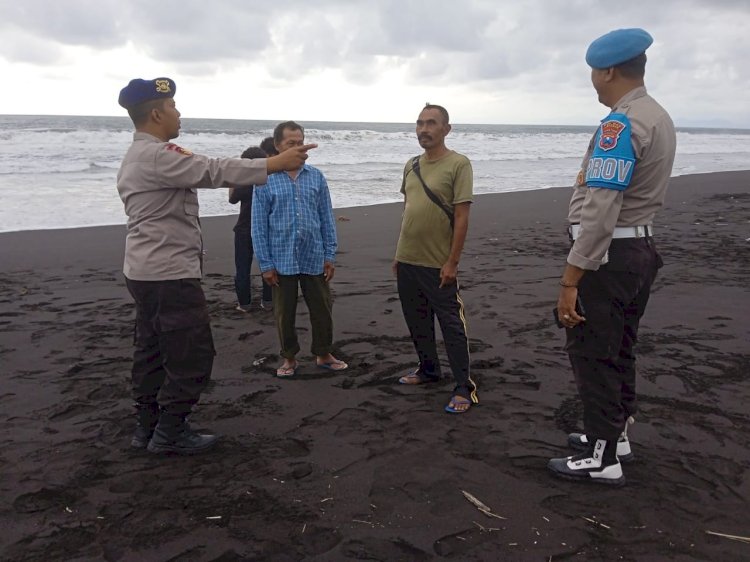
[548,439,625,486]
[568,417,634,462]
[568,432,633,462]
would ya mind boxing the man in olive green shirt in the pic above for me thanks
[393,104,478,414]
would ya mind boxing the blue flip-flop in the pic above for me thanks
[445,395,472,414]
[276,362,298,377]
[317,359,348,371]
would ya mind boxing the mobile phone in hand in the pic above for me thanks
[552,307,564,329]
[552,297,586,329]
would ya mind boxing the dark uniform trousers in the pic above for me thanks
[273,274,333,359]
[125,278,215,415]
[397,262,477,401]
[565,238,662,441]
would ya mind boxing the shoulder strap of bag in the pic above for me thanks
[408,156,455,228]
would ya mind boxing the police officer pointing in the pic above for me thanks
[117,77,316,454]
[547,30,676,484]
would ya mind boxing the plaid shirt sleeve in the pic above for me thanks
[318,174,337,263]
[250,184,273,273]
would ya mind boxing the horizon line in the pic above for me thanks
[1,113,748,132]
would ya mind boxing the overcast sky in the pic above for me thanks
[1,0,748,127]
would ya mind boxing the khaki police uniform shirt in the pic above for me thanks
[395,151,473,268]
[568,86,676,270]
[117,132,268,281]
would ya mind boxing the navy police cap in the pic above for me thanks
[585,28,653,69]
[118,77,176,109]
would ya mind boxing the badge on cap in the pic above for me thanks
[154,79,172,94]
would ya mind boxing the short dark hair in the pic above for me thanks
[273,121,305,145]
[617,53,647,79]
[240,146,267,160]
[423,103,450,125]
[127,98,168,126]
[259,136,278,156]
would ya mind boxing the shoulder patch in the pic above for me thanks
[165,143,193,156]
[585,113,635,191]
[598,120,626,151]
[575,169,585,186]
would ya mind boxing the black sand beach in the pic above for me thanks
[1,171,749,561]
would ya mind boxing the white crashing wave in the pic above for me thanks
[0,115,748,232]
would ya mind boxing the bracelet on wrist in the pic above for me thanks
[559,280,578,288]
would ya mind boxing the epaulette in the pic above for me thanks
[165,143,193,156]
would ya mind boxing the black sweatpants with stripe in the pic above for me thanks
[396,262,478,402]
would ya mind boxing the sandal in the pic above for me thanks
[445,395,472,414]
[276,361,298,377]
[398,369,439,385]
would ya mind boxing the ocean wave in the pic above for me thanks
[187,128,270,136]
[0,162,120,175]
[2,115,749,232]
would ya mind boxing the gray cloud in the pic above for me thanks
[122,1,273,63]
[0,0,126,48]
[373,0,496,53]
[1,0,748,125]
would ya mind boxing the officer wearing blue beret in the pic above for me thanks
[585,28,654,70]
[116,77,317,455]
[548,30,676,485]
[118,77,177,110]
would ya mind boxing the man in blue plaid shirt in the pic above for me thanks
[251,121,347,377]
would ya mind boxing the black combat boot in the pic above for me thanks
[547,438,625,486]
[146,410,219,455]
[131,402,159,449]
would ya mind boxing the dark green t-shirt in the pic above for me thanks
[395,151,473,268]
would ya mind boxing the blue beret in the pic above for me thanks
[118,77,176,109]
[586,28,653,69]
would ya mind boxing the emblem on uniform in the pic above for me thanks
[598,120,625,151]
[155,79,172,94]
[165,143,192,156]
